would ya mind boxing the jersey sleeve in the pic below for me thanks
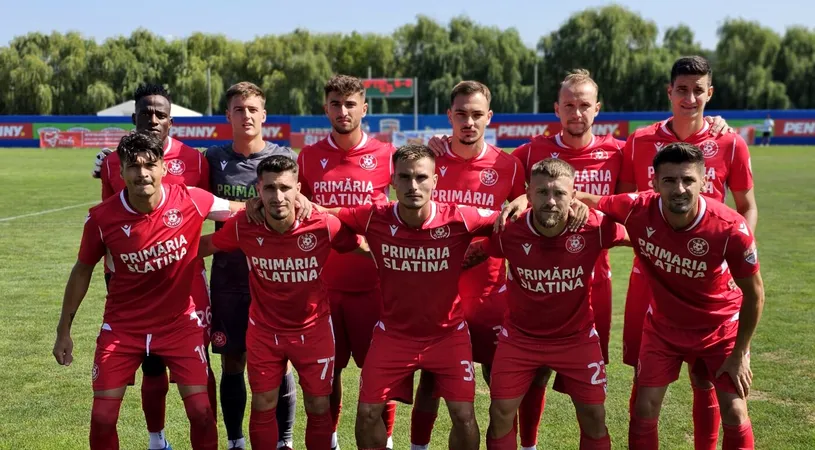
[210,213,241,252]
[326,214,362,253]
[619,136,636,185]
[187,186,224,220]
[727,137,754,192]
[508,155,527,201]
[484,232,505,258]
[100,155,115,200]
[77,212,106,265]
[724,217,760,279]
[596,193,639,224]
[510,144,531,182]
[460,206,499,237]
[598,211,629,249]
[336,204,374,234]
[297,151,313,199]
[198,151,211,192]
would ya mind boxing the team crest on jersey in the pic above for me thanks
[211,331,227,348]
[163,209,183,228]
[430,225,451,240]
[359,154,377,171]
[687,237,709,257]
[565,234,585,253]
[167,159,186,175]
[480,168,499,186]
[298,233,318,252]
[700,140,719,158]
[91,363,99,381]
[592,149,608,160]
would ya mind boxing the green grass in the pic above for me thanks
[0,146,812,449]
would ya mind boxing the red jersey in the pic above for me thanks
[620,119,754,202]
[337,201,498,339]
[298,133,394,293]
[597,192,760,329]
[433,142,525,299]
[487,210,627,339]
[101,137,210,199]
[211,211,360,333]
[512,133,625,282]
[78,184,229,332]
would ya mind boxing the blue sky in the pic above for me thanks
[1,0,808,49]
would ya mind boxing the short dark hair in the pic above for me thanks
[226,81,266,107]
[324,74,366,99]
[530,158,575,179]
[670,56,713,85]
[450,80,491,106]
[117,131,164,165]
[392,144,435,167]
[653,142,705,174]
[134,83,171,104]
[256,155,298,178]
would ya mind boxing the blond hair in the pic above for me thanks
[560,68,599,94]
[530,158,575,179]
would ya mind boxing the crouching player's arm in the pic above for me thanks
[197,212,245,259]
[716,221,764,399]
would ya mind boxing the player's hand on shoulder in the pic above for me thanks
[295,193,313,220]
[716,351,753,399]
[427,134,450,157]
[245,197,265,224]
[53,333,74,366]
[495,195,528,233]
[91,148,113,179]
[706,116,735,137]
[567,200,590,232]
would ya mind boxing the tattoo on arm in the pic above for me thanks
[461,242,490,270]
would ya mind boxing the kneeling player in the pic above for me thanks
[579,142,764,449]
[475,158,629,449]
[53,132,244,450]
[199,155,364,449]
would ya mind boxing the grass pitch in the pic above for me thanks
[0,146,812,449]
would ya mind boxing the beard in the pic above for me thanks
[535,208,564,228]
[267,204,290,221]
[332,120,358,135]
[667,196,693,214]
[564,122,590,138]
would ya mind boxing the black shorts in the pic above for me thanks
[210,291,251,355]
[762,131,771,138]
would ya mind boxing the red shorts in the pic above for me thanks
[623,258,654,367]
[637,315,742,394]
[359,322,475,404]
[461,287,508,365]
[190,266,212,344]
[93,313,208,391]
[329,289,381,369]
[247,316,335,396]
[589,275,612,364]
[491,323,607,405]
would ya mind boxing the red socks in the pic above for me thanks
[486,424,518,450]
[410,408,438,445]
[628,414,658,450]
[250,408,278,449]
[141,373,169,433]
[723,419,754,450]
[382,401,397,437]
[183,392,217,450]
[330,399,342,431]
[306,410,333,449]
[90,396,122,450]
[207,369,218,421]
[519,384,546,447]
[580,429,611,450]
[692,386,721,450]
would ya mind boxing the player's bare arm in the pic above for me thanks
[461,240,491,270]
[732,188,759,231]
[53,261,96,366]
[574,190,602,209]
[616,181,637,194]
[197,234,221,259]
[716,272,765,399]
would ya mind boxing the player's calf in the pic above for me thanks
[179,387,217,450]
[356,402,388,448]
[250,388,280,449]
[632,384,668,420]
[303,393,332,449]
[90,395,124,450]
[446,400,480,450]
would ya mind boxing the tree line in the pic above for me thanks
[1,5,813,116]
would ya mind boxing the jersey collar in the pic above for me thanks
[444,140,488,161]
[392,200,437,229]
[120,185,167,215]
[327,131,368,151]
[555,133,595,150]
[658,118,710,140]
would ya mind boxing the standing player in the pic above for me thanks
[297,74,397,450]
[53,132,244,450]
[577,142,764,449]
[206,82,303,450]
[410,81,525,450]
[617,56,758,449]
[320,145,501,450]
[199,155,364,448]
[475,158,629,449]
[95,83,213,450]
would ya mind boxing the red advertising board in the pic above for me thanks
[489,121,629,140]
[775,119,815,137]
[0,123,33,139]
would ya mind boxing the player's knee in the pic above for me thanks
[251,390,279,412]
[688,370,714,390]
[576,404,607,439]
[355,403,383,430]
[449,402,477,428]
[183,392,216,428]
[141,354,167,377]
[718,396,749,426]
[222,352,246,374]
[488,400,516,430]
[634,391,662,419]
[303,394,330,415]
[90,401,119,430]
